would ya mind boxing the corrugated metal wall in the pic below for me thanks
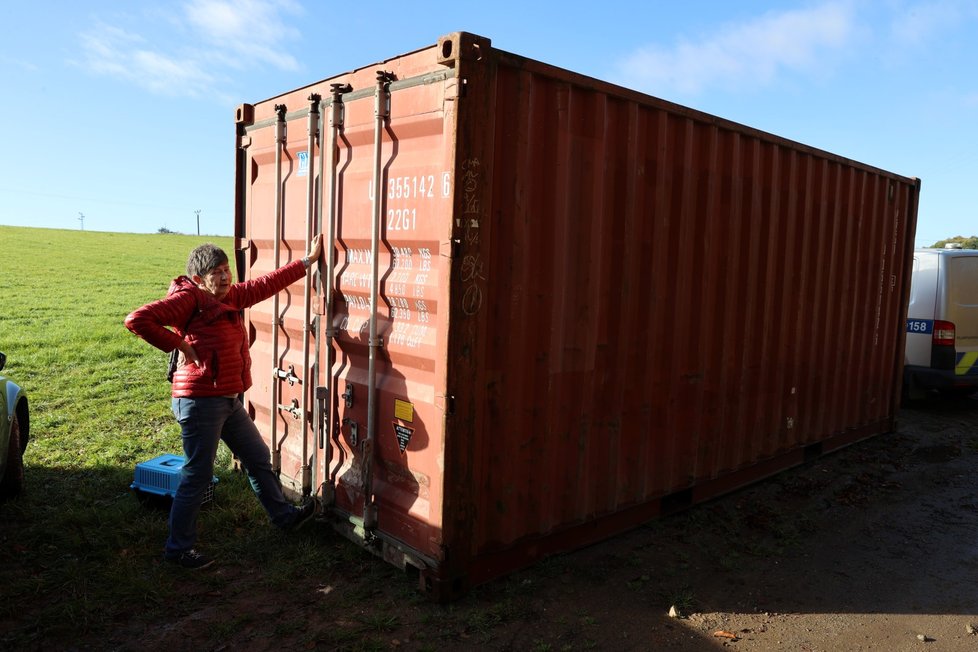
[454,51,917,567]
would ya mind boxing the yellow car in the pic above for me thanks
[0,352,29,499]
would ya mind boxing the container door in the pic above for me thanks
[237,62,458,563]
[325,76,455,559]
[235,103,317,495]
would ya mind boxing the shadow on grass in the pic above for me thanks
[0,463,350,649]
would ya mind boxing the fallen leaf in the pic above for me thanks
[714,630,739,640]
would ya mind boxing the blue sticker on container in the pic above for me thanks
[906,319,933,334]
[297,151,308,177]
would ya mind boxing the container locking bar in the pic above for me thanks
[322,83,353,336]
[269,103,287,473]
[363,70,394,531]
[299,93,321,497]
[316,82,352,507]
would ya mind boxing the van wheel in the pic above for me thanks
[938,387,976,399]
[902,378,928,406]
[0,412,25,499]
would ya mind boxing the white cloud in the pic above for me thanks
[617,1,858,96]
[75,0,301,99]
[880,0,978,88]
[889,0,970,47]
[78,23,215,97]
[0,55,39,73]
[184,0,301,71]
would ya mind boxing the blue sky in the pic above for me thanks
[1,1,975,247]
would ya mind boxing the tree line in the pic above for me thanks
[931,235,978,249]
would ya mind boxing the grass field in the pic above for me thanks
[0,226,370,647]
[0,225,561,652]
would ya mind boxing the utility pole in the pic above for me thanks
[195,209,201,236]
[78,212,85,231]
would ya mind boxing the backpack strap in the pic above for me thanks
[167,290,200,382]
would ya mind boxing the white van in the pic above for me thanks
[904,245,978,398]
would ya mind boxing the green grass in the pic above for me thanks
[0,227,274,643]
[0,226,227,462]
[0,226,255,643]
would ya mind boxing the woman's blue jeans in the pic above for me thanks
[166,396,297,556]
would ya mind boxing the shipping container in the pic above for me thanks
[233,32,920,599]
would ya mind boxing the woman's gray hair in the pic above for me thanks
[186,243,229,278]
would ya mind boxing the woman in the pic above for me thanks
[125,236,322,569]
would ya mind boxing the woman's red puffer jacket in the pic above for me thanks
[125,260,306,397]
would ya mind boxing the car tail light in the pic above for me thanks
[933,320,956,346]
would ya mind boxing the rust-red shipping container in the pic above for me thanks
[233,32,920,598]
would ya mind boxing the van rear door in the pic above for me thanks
[945,255,978,375]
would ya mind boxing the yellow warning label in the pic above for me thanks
[394,399,414,423]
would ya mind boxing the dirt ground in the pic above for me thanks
[96,393,978,651]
